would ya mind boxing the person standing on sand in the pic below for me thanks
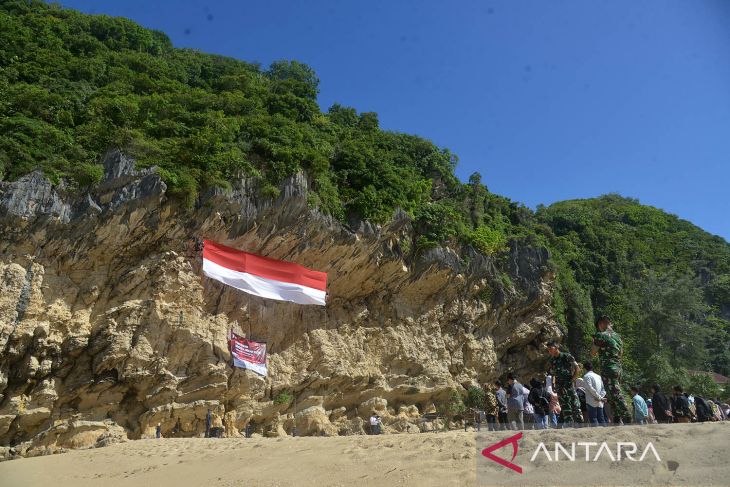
[527,378,550,430]
[646,399,657,424]
[522,383,534,429]
[672,386,691,423]
[483,383,499,432]
[582,361,606,426]
[211,413,224,437]
[591,316,631,424]
[369,413,381,435]
[506,373,525,431]
[547,341,584,426]
[206,409,212,438]
[548,390,560,428]
[494,380,509,430]
[156,423,161,439]
[630,386,649,425]
[650,384,673,423]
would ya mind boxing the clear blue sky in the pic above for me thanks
[59,0,730,241]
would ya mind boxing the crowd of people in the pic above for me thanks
[473,316,729,430]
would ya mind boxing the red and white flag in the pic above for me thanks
[202,240,327,305]
[229,330,267,376]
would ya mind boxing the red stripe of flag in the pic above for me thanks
[203,240,327,291]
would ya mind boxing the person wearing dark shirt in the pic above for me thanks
[528,378,550,429]
[650,384,672,423]
[672,385,691,423]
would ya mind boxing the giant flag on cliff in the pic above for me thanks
[202,240,327,305]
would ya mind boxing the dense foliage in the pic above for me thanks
[2,2,729,393]
[0,0,527,254]
[538,195,730,384]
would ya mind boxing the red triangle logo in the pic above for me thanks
[481,432,523,474]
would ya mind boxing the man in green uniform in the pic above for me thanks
[547,341,584,426]
[591,315,631,424]
[483,383,499,432]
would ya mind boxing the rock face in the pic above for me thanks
[0,150,560,456]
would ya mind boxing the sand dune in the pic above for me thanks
[1,423,728,487]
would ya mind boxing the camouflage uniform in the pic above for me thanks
[549,351,584,424]
[593,328,631,423]
[484,390,499,417]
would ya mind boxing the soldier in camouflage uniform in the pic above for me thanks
[591,316,631,424]
[483,383,499,431]
[547,341,584,425]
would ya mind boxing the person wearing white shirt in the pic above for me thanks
[369,413,381,435]
[582,361,607,426]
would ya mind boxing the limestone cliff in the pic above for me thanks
[0,150,560,457]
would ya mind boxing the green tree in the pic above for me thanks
[687,374,722,399]
[439,389,466,429]
[464,386,486,410]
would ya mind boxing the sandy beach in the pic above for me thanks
[1,422,728,487]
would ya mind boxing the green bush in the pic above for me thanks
[467,225,507,255]
[273,390,293,405]
[438,389,465,423]
[464,386,485,410]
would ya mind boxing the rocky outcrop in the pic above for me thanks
[0,150,560,457]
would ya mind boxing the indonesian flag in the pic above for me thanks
[229,330,267,376]
[202,240,327,305]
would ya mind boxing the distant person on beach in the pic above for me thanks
[716,400,726,421]
[522,383,534,428]
[211,413,224,437]
[582,361,606,426]
[483,383,499,432]
[506,373,525,430]
[206,409,212,438]
[527,378,550,430]
[547,341,584,426]
[630,386,649,424]
[650,384,673,423]
[646,399,657,424]
[672,386,692,423]
[591,316,631,424]
[369,413,381,435]
[156,423,161,439]
[494,380,509,430]
[548,391,560,428]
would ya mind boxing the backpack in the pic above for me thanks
[539,390,551,412]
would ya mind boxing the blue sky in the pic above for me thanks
[59,0,730,241]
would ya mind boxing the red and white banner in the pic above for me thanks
[202,240,327,305]
[229,331,267,376]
